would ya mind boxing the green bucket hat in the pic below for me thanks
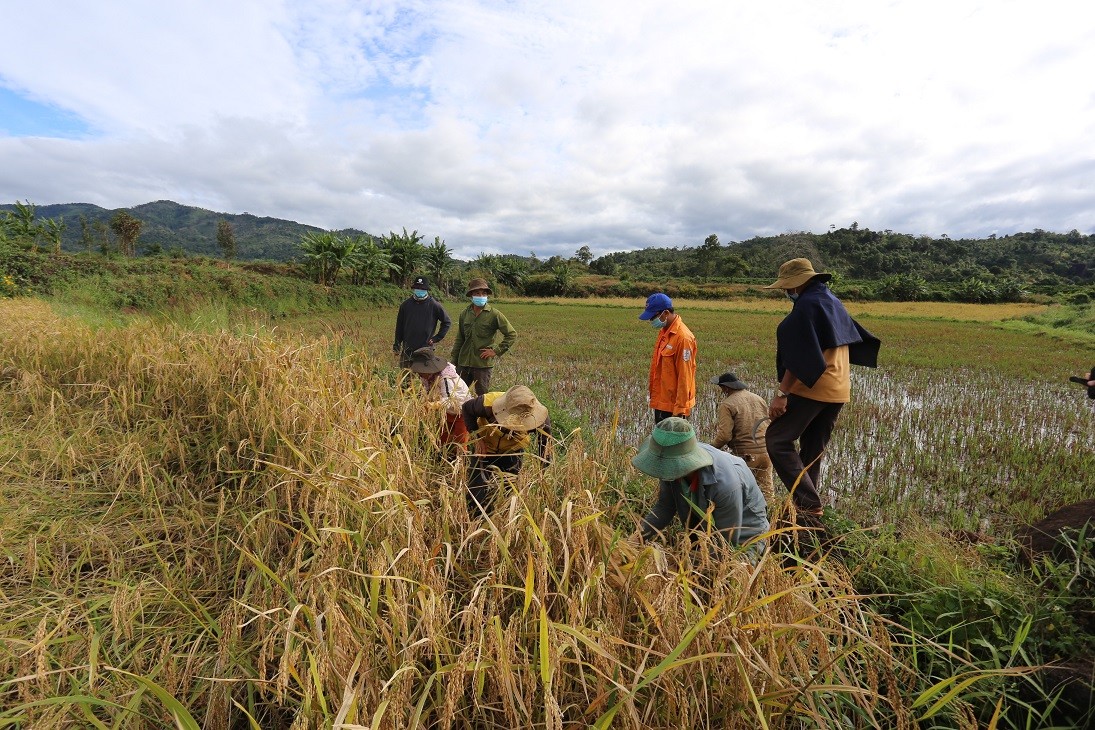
[631,417,713,480]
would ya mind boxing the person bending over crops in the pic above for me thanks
[707,372,774,505]
[632,417,769,549]
[461,385,552,514]
[407,346,471,449]
[762,259,880,523]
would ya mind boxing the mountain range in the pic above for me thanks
[1,200,368,261]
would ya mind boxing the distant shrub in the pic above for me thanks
[876,273,929,301]
[954,277,999,303]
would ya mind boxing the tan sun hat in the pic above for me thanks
[465,278,493,296]
[762,258,832,290]
[491,385,549,431]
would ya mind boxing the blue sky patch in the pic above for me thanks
[0,87,91,138]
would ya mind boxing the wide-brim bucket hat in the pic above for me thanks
[763,258,832,290]
[631,417,713,480]
[465,278,493,296]
[491,385,549,431]
[408,346,447,374]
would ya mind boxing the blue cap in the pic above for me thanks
[639,292,673,320]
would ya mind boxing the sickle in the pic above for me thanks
[751,417,771,445]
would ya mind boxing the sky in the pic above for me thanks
[1,0,1094,259]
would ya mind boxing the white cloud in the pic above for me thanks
[2,0,1094,258]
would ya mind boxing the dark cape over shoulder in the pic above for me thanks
[776,280,881,387]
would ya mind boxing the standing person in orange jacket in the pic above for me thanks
[639,293,697,424]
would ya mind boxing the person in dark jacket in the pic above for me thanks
[393,276,451,368]
[762,258,881,518]
[632,417,769,548]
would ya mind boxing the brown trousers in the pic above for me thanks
[742,452,775,505]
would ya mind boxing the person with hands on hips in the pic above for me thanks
[393,275,451,370]
[451,278,517,396]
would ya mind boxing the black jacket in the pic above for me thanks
[776,281,880,387]
[393,296,451,356]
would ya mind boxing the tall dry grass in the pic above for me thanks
[0,299,1000,728]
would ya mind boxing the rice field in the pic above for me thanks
[0,295,1092,728]
[290,297,1095,532]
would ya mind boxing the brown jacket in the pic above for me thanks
[711,389,768,456]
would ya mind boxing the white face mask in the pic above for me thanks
[651,314,667,329]
[786,291,799,302]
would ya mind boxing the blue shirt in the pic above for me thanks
[640,444,770,546]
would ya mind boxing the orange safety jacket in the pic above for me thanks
[648,316,697,415]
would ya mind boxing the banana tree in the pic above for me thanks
[383,228,425,286]
[43,217,66,254]
[299,231,356,285]
[345,236,400,285]
[424,236,455,295]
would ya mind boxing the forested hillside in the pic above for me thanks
[3,200,1094,294]
[592,226,1095,291]
[0,200,369,261]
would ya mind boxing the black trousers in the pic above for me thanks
[467,454,522,514]
[765,395,843,513]
[653,409,687,425]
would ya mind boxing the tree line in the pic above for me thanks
[6,199,1095,303]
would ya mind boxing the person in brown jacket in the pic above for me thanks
[708,372,773,504]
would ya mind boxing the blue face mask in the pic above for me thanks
[786,292,799,302]
[651,315,667,329]
[471,295,488,307]
[412,289,428,300]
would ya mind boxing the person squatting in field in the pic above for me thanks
[393,276,451,369]
[639,292,697,425]
[461,385,552,514]
[707,372,775,505]
[407,346,472,450]
[451,278,517,396]
[763,258,881,522]
[632,417,770,550]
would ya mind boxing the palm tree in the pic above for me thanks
[494,256,528,291]
[552,262,574,295]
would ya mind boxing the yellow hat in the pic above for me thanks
[763,258,832,290]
